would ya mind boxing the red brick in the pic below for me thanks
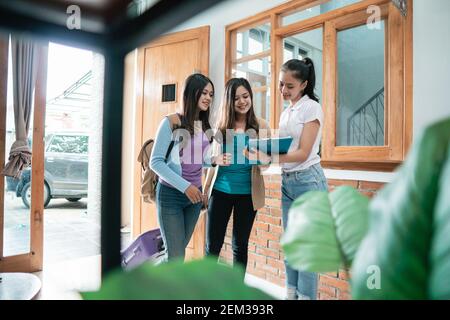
[327,179,358,188]
[360,191,375,198]
[318,284,337,297]
[338,291,352,300]
[270,208,282,217]
[266,182,280,190]
[253,221,270,232]
[269,190,282,198]
[268,240,281,251]
[256,229,280,242]
[257,247,280,259]
[256,262,279,276]
[269,175,281,182]
[338,269,351,280]
[322,271,338,278]
[248,244,256,252]
[269,225,283,235]
[319,293,337,300]
[258,207,270,215]
[219,251,232,261]
[247,266,266,279]
[248,252,267,264]
[258,214,281,225]
[267,257,284,270]
[319,275,350,292]
[266,274,285,287]
[359,181,385,191]
[266,198,281,208]
[250,237,268,247]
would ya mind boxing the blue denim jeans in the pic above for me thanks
[281,163,328,300]
[155,183,202,262]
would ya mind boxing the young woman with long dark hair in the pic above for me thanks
[245,58,328,299]
[203,78,271,276]
[150,73,218,262]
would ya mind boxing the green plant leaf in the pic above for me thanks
[351,118,450,300]
[430,148,450,299]
[281,186,369,273]
[81,258,272,300]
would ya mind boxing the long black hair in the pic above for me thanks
[182,73,214,134]
[281,57,319,102]
[217,78,259,141]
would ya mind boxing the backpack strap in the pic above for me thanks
[164,113,181,162]
[166,113,182,130]
[164,141,174,162]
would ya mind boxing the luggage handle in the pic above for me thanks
[123,246,141,265]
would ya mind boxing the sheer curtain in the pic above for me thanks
[2,36,39,178]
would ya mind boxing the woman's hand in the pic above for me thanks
[213,153,232,166]
[185,185,203,204]
[243,147,271,165]
[202,193,209,209]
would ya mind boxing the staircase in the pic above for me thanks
[347,87,384,146]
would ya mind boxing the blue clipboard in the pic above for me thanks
[247,137,293,155]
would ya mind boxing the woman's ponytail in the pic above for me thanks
[281,58,319,102]
[301,57,318,102]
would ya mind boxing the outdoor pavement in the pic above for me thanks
[3,191,131,265]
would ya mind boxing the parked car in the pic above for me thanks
[6,132,89,208]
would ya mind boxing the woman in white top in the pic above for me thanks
[244,58,328,300]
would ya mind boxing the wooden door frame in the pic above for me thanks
[132,26,210,237]
[0,38,48,272]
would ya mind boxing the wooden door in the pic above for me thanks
[133,26,210,260]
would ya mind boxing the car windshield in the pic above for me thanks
[46,134,89,154]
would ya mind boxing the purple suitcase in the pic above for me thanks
[121,228,165,270]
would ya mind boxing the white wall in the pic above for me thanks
[413,0,450,136]
[164,0,450,182]
[168,0,288,114]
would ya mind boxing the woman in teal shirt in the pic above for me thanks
[203,78,270,275]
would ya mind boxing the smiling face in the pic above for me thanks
[233,85,252,116]
[279,70,308,104]
[197,82,214,112]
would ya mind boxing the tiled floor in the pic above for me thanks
[4,192,283,300]
[3,193,100,262]
[3,193,131,264]
[35,254,284,300]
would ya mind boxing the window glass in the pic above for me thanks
[336,22,385,146]
[281,0,362,26]
[47,135,89,154]
[282,27,323,110]
[235,23,270,59]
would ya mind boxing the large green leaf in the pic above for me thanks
[351,118,450,300]
[430,147,450,299]
[281,186,369,273]
[81,258,272,300]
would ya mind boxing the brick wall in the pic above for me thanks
[218,174,385,300]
